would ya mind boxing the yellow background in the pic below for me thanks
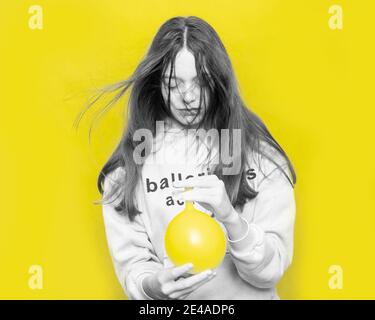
[1,0,374,299]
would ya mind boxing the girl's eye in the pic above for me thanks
[195,79,209,88]
[164,81,205,91]
[163,81,178,90]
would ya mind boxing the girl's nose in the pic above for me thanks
[183,90,196,104]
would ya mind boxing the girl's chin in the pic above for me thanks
[170,113,204,127]
[182,117,201,126]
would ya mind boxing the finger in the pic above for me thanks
[173,188,215,199]
[172,186,215,197]
[166,263,194,281]
[173,176,217,188]
[172,273,217,299]
[175,272,193,280]
[179,190,214,203]
[173,269,214,291]
[171,187,186,195]
[178,293,190,300]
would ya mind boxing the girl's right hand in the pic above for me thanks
[142,263,216,300]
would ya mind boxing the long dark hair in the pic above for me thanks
[74,16,297,222]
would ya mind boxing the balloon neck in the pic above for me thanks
[185,200,195,211]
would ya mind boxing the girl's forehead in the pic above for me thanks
[162,48,211,81]
[162,62,211,82]
[164,64,196,82]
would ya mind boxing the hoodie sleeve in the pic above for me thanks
[227,146,296,289]
[102,167,164,300]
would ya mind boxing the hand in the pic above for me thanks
[143,263,216,300]
[172,175,236,223]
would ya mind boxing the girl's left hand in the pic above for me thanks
[172,175,235,223]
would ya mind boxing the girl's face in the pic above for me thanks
[161,48,210,127]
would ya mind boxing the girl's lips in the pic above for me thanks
[181,112,199,117]
[178,108,200,114]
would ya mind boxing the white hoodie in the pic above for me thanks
[101,127,296,300]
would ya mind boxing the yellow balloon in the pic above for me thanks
[165,200,227,274]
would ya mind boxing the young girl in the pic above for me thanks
[80,16,297,300]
